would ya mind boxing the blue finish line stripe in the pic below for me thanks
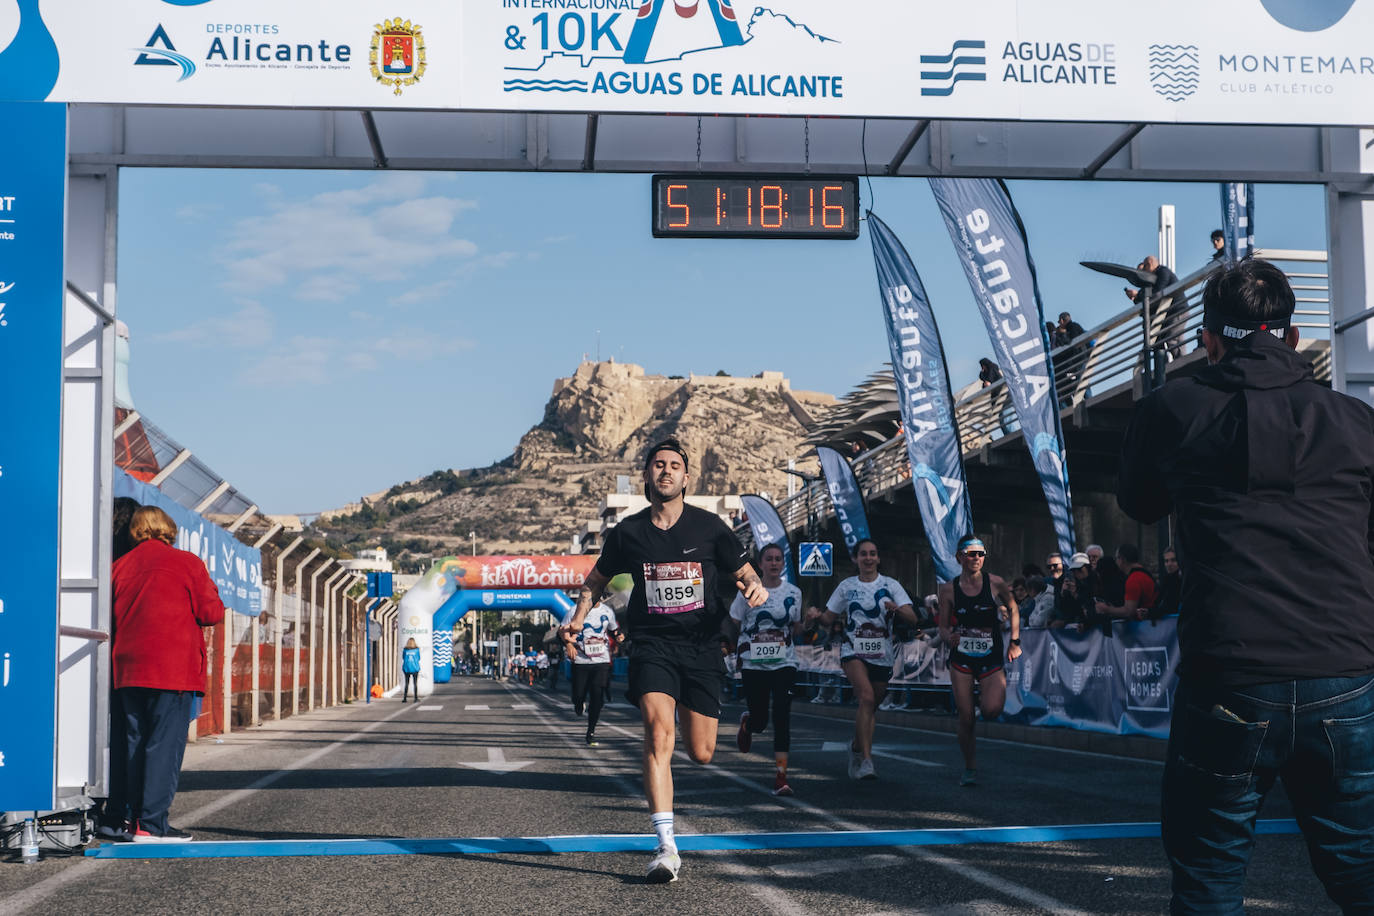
[85,820,1301,859]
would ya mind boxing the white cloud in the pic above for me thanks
[219,175,481,297]
[233,327,474,387]
[237,335,335,386]
[151,301,274,349]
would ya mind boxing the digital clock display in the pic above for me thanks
[652,175,859,240]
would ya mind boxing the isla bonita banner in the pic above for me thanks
[4,1,1374,125]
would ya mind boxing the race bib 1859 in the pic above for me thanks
[644,561,705,614]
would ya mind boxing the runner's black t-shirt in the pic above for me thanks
[594,504,748,644]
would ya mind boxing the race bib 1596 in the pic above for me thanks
[644,561,705,615]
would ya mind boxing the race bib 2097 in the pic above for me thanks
[644,561,705,615]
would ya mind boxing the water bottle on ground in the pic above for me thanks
[20,817,39,864]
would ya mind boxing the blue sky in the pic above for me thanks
[115,170,1325,514]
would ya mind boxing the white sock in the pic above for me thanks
[651,812,676,852]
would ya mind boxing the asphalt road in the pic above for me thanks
[0,676,1339,915]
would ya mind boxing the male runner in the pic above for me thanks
[563,438,767,883]
[938,534,1020,787]
[562,598,621,746]
[724,542,804,796]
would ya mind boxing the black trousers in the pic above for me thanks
[571,663,611,730]
[403,672,418,699]
[742,666,796,753]
[113,686,193,834]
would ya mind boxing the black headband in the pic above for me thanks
[644,440,689,471]
[1202,308,1289,341]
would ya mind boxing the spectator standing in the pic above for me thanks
[1044,553,1065,597]
[1209,229,1225,264]
[1127,255,1188,361]
[1087,543,1125,606]
[1152,547,1181,619]
[104,506,224,843]
[1023,576,1054,628]
[1056,311,1085,347]
[1053,552,1096,629]
[1093,544,1156,621]
[1118,258,1374,912]
[977,358,1002,387]
[401,638,421,702]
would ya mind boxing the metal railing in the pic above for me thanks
[746,251,1330,548]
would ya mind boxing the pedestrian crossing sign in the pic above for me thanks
[798,542,833,577]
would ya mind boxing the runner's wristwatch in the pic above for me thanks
[1009,638,1021,645]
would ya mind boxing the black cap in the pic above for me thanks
[643,437,689,471]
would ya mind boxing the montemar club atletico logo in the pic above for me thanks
[370,18,426,95]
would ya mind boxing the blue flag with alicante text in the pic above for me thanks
[816,445,871,558]
[1220,182,1255,264]
[868,211,972,583]
[739,493,795,585]
[928,178,1076,559]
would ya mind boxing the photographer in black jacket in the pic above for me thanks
[1118,258,1374,914]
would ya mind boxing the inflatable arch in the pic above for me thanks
[394,555,594,698]
[430,588,574,683]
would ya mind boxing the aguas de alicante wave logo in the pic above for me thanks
[1147,44,1198,101]
[499,0,843,100]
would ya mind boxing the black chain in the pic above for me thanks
[804,116,810,175]
[696,117,702,172]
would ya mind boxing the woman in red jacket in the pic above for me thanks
[105,506,224,843]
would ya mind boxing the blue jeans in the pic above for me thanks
[1162,674,1374,915]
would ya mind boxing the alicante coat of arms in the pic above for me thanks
[370,18,426,96]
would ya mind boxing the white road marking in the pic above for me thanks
[505,682,812,916]
[793,708,1164,767]
[0,702,415,916]
[465,704,491,710]
[819,740,942,767]
[598,718,1090,916]
[511,703,536,709]
[417,704,443,711]
[672,786,746,798]
[458,747,534,774]
[769,852,904,878]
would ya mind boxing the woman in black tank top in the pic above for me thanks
[937,535,1021,788]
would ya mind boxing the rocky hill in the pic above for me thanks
[311,361,834,565]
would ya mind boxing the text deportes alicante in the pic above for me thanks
[206,36,352,63]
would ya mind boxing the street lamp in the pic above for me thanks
[1080,259,1163,389]
[1080,259,1172,561]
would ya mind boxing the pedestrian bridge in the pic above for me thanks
[745,251,1331,565]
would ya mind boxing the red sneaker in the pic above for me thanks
[736,711,752,753]
[771,772,793,797]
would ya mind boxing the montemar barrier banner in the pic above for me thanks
[739,494,795,584]
[794,618,1180,739]
[868,212,972,583]
[1221,182,1256,264]
[1004,619,1179,738]
[4,2,1374,124]
[815,446,871,558]
[115,470,263,617]
[929,179,1077,560]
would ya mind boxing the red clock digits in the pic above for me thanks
[666,184,690,228]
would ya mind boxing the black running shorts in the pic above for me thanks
[627,639,726,719]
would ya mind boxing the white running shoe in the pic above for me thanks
[856,757,877,780]
[848,746,864,779]
[646,845,681,883]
